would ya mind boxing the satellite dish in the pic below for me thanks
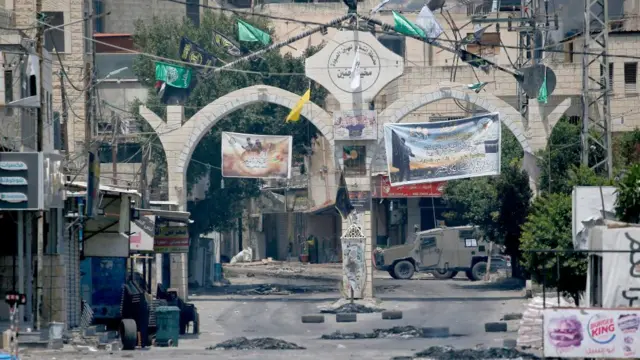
[519,64,557,98]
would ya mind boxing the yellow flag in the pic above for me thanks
[285,89,310,122]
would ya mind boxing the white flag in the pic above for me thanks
[350,47,361,90]
[415,6,444,42]
[370,0,390,14]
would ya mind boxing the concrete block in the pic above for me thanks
[503,338,517,348]
[48,338,64,349]
[382,310,403,320]
[485,322,508,332]
[335,313,357,323]
[502,313,523,321]
[421,327,450,338]
[301,314,324,323]
[83,326,97,337]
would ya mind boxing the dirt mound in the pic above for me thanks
[409,346,541,359]
[322,326,423,339]
[320,303,384,314]
[207,337,306,350]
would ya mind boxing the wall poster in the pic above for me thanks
[333,109,377,140]
[221,132,293,179]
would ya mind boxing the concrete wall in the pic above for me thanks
[100,0,207,34]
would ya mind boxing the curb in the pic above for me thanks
[301,314,325,323]
[336,313,357,323]
[485,322,508,332]
[382,310,403,320]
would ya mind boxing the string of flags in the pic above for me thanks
[237,19,271,46]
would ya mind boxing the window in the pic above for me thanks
[459,230,475,239]
[53,111,62,150]
[186,0,200,27]
[564,42,574,63]
[378,34,405,58]
[94,0,104,33]
[466,32,501,58]
[42,12,65,52]
[421,236,436,248]
[624,62,637,93]
[600,63,614,92]
[98,143,143,163]
[464,239,478,247]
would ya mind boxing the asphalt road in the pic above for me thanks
[24,270,530,360]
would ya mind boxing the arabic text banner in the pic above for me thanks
[543,308,640,358]
[221,132,293,179]
[383,113,501,186]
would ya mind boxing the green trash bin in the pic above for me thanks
[155,306,181,347]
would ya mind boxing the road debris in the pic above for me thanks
[407,346,541,359]
[321,303,384,314]
[207,337,306,350]
[322,326,423,339]
[225,284,335,296]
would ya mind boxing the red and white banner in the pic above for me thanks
[543,308,640,358]
[372,175,445,198]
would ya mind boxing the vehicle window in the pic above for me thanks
[421,236,436,248]
[459,230,474,239]
[464,238,478,247]
[478,245,486,252]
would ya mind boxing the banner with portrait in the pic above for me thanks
[383,113,501,186]
[221,132,292,179]
[333,109,377,140]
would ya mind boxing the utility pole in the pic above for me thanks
[111,113,118,185]
[60,72,70,161]
[34,0,44,331]
[582,0,613,178]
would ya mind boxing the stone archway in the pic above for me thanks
[376,82,531,153]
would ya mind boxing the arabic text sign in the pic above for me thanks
[372,176,445,198]
[383,113,501,186]
[543,308,640,358]
[334,110,377,140]
[221,132,293,179]
[154,226,189,253]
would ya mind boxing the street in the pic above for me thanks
[23,266,534,360]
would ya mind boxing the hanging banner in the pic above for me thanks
[179,37,217,74]
[221,132,293,179]
[212,30,243,57]
[383,113,501,186]
[333,110,377,140]
[372,175,445,198]
[543,308,640,358]
[154,226,189,253]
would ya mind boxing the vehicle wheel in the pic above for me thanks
[432,269,455,279]
[388,269,399,279]
[193,312,200,334]
[465,270,475,281]
[393,260,415,280]
[119,319,137,350]
[471,261,488,281]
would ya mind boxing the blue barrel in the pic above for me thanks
[155,306,181,346]
[0,353,18,360]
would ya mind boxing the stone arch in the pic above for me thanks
[175,85,335,174]
[375,82,531,155]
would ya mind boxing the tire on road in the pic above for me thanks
[432,269,456,279]
[382,310,403,320]
[119,319,137,351]
[421,327,450,338]
[388,269,399,279]
[336,313,357,322]
[301,314,325,323]
[393,260,415,280]
[485,322,508,332]
[471,261,488,281]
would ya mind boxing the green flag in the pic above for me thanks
[155,62,192,89]
[392,11,425,38]
[537,71,548,104]
[237,19,271,46]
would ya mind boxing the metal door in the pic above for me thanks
[420,235,441,268]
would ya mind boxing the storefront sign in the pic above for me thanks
[130,215,156,253]
[154,226,189,253]
[0,177,28,185]
[543,308,640,358]
[0,161,27,171]
[0,152,62,210]
[372,175,445,198]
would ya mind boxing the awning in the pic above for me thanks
[133,208,192,224]
[306,201,337,215]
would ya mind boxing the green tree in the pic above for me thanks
[615,164,640,224]
[130,11,328,236]
[614,127,640,167]
[520,192,586,305]
[537,119,582,194]
[442,126,532,272]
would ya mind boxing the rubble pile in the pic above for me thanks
[227,284,335,296]
[320,303,384,314]
[406,346,541,360]
[322,326,423,339]
[517,295,574,350]
[207,337,305,350]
